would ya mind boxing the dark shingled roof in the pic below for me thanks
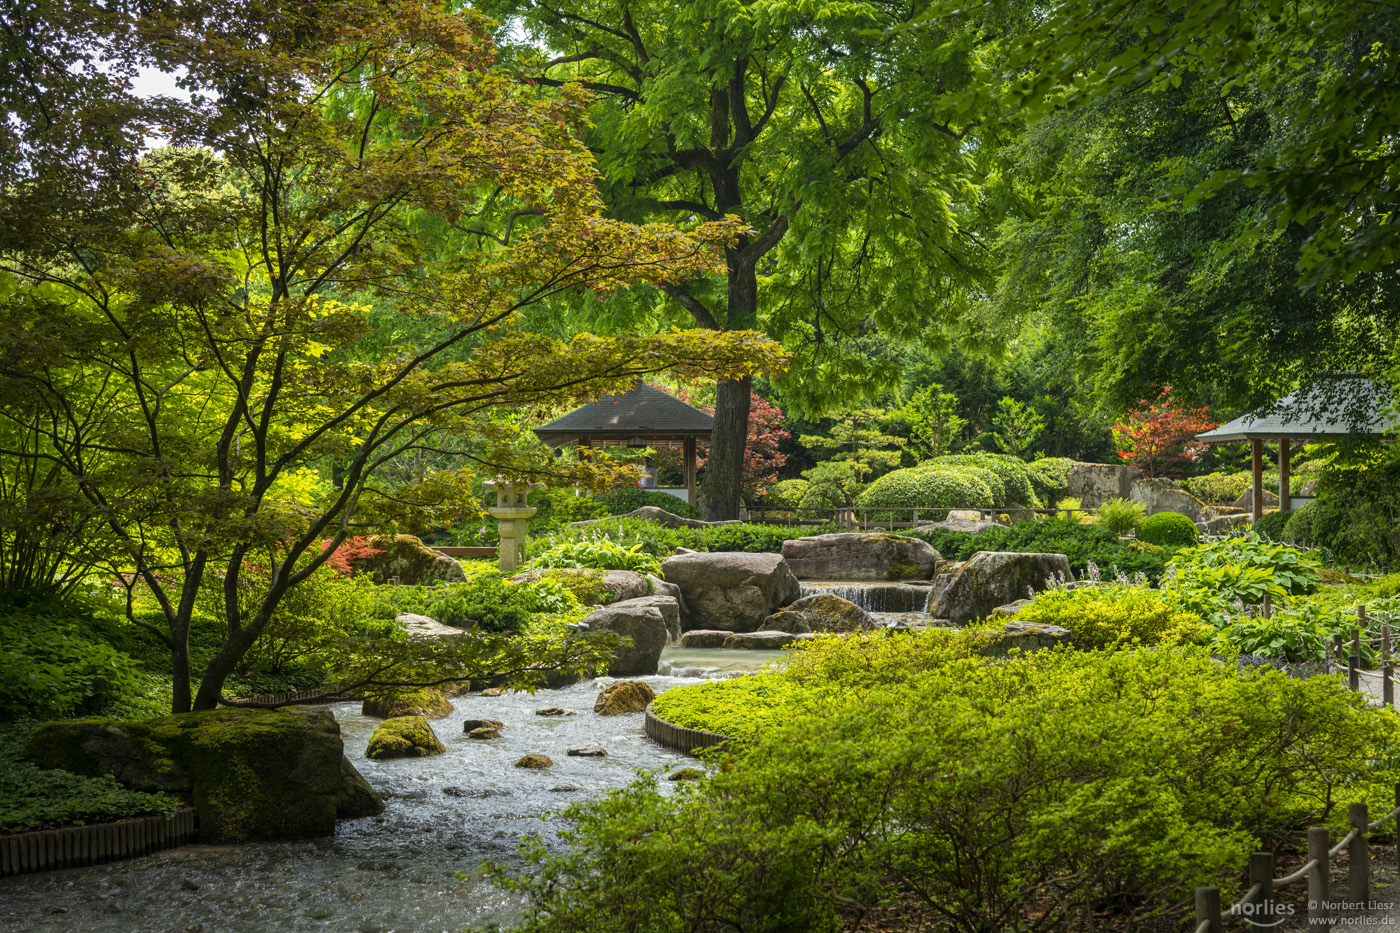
[1196,373,1397,442]
[533,383,713,444]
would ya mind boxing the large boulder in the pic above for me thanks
[1066,463,1141,508]
[581,604,669,676]
[609,596,683,644]
[679,629,732,648]
[917,516,1002,535]
[350,534,467,586]
[1130,476,1207,523]
[366,715,446,760]
[395,612,466,639]
[570,506,740,530]
[22,708,383,844]
[779,533,941,581]
[1231,486,1281,510]
[977,620,1072,657]
[927,551,1074,626]
[594,680,656,715]
[1202,513,1253,535]
[660,551,801,632]
[645,574,692,628]
[361,687,453,720]
[762,594,878,634]
[722,631,798,649]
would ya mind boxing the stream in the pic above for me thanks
[0,648,782,933]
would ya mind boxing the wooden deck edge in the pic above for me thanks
[643,703,736,757]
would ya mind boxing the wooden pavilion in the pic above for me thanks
[1194,373,1396,522]
[532,382,713,506]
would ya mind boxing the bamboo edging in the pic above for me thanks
[0,808,198,878]
[643,703,734,756]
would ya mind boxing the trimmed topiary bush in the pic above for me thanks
[1138,511,1199,547]
[1284,500,1318,547]
[1252,509,1291,542]
[937,454,1041,507]
[1026,457,1074,504]
[856,463,996,518]
[764,479,809,510]
[598,487,701,520]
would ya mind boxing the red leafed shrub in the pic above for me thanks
[319,536,382,576]
[1113,387,1216,478]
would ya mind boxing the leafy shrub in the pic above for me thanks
[1284,500,1318,547]
[597,487,700,520]
[1164,538,1321,627]
[1182,470,1278,505]
[423,575,575,633]
[488,647,1399,933]
[1212,605,1354,663]
[1252,509,1290,542]
[0,594,144,720]
[533,535,663,575]
[1172,538,1320,597]
[937,453,1041,507]
[797,478,848,510]
[1025,457,1074,503]
[912,517,1174,579]
[1138,511,1198,547]
[1096,497,1145,535]
[856,463,995,518]
[651,674,804,738]
[763,479,808,510]
[1305,445,1400,566]
[0,722,180,833]
[1013,584,1208,649]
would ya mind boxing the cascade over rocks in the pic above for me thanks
[580,604,669,676]
[660,551,801,632]
[349,534,467,585]
[679,629,732,648]
[928,552,1074,626]
[762,594,878,634]
[780,533,941,581]
[23,708,383,844]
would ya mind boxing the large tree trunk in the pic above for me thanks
[700,376,752,520]
[170,633,193,714]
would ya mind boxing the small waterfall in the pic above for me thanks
[798,581,934,614]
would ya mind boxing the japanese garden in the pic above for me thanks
[2,0,1400,931]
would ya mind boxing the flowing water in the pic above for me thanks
[797,581,948,629]
[0,650,776,933]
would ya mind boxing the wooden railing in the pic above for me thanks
[744,506,1090,529]
[1193,788,1399,929]
[1,809,199,877]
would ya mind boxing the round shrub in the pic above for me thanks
[799,481,847,511]
[1137,511,1198,547]
[856,463,996,518]
[597,487,700,519]
[1283,500,1318,547]
[1252,509,1290,542]
[1026,457,1073,504]
[936,454,1040,507]
[764,479,809,510]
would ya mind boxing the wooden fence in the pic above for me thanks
[744,505,1091,530]
[0,809,199,878]
[218,686,362,707]
[1193,789,1399,929]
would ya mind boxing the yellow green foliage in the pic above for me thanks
[1014,585,1209,649]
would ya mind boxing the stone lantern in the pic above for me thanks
[484,479,544,572]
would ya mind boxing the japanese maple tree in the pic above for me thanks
[1113,388,1216,478]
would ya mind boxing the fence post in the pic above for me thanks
[1194,887,1223,933]
[1308,826,1330,925]
[1350,801,1369,903]
[1248,851,1273,919]
[1349,655,1361,692]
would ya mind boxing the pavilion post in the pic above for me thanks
[1278,438,1290,512]
[683,436,697,507]
[1251,438,1264,523]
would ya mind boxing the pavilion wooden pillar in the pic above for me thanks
[1278,438,1290,512]
[683,436,697,506]
[1251,438,1265,522]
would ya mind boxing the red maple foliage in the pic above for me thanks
[1113,387,1216,478]
[657,387,789,497]
[319,536,382,576]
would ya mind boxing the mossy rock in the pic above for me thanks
[365,716,445,760]
[22,707,382,844]
[349,533,468,585]
[361,687,453,720]
[515,754,554,769]
[593,680,656,715]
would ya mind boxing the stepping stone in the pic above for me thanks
[462,719,503,733]
[466,727,500,740]
[535,707,576,717]
[515,754,553,769]
[567,744,607,757]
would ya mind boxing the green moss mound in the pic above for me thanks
[1137,511,1198,547]
[362,687,453,720]
[22,707,382,843]
[365,715,445,759]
